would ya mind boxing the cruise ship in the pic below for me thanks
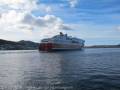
[39,32,85,51]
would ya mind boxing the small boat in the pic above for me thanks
[39,32,85,51]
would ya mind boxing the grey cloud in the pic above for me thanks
[58,24,73,30]
[19,25,34,30]
[22,14,46,27]
[22,14,73,30]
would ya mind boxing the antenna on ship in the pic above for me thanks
[60,32,63,36]
[65,34,67,37]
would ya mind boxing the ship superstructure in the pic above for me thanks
[39,32,85,51]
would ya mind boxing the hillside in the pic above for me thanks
[0,39,39,50]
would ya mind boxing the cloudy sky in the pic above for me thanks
[0,0,120,45]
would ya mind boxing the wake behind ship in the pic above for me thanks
[39,32,85,51]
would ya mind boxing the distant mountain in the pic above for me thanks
[0,39,39,50]
[85,45,120,48]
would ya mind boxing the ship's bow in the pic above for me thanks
[39,43,53,51]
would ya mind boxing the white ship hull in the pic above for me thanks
[39,32,85,51]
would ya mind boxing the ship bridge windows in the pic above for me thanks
[72,41,79,44]
[41,39,49,42]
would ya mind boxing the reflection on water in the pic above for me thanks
[0,48,120,90]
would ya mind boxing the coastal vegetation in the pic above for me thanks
[0,39,39,50]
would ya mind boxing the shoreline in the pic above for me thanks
[0,47,120,51]
[85,45,120,48]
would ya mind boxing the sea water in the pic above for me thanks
[0,48,120,90]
